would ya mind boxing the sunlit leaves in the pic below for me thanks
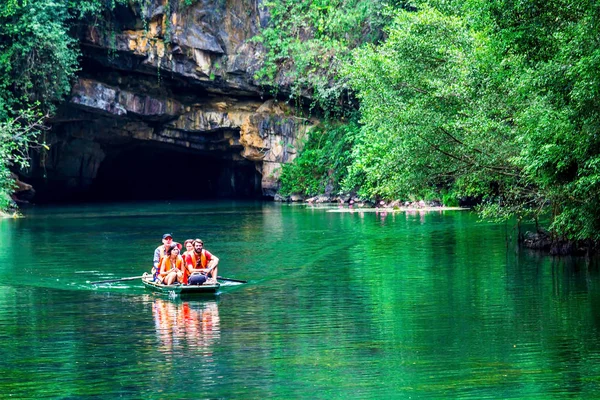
[279,120,359,196]
[0,110,46,211]
[0,0,133,211]
[343,6,519,202]
[255,0,400,113]
[0,0,80,119]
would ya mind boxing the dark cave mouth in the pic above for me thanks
[90,145,263,201]
[25,143,265,203]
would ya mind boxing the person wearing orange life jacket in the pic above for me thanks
[179,239,194,284]
[158,242,184,285]
[152,233,174,280]
[185,238,219,285]
[182,239,194,258]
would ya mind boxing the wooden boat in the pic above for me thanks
[142,275,220,296]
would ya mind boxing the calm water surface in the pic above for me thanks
[1,201,600,399]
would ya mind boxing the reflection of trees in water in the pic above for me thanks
[152,298,220,355]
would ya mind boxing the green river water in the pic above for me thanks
[1,201,600,399]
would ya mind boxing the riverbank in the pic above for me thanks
[523,230,599,256]
[325,206,467,212]
[280,194,598,256]
[276,193,468,211]
[0,211,21,219]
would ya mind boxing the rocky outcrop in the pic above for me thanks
[20,0,314,201]
[10,173,35,204]
[62,77,310,197]
[523,230,597,256]
[70,78,184,119]
[80,0,276,96]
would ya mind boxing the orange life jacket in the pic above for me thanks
[183,250,208,285]
[187,250,208,269]
[160,255,183,277]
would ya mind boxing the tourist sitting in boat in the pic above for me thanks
[185,239,219,285]
[179,239,194,284]
[182,239,194,258]
[158,242,184,285]
[152,233,174,280]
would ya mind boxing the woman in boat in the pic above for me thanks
[182,239,194,258]
[180,239,194,285]
[158,242,184,285]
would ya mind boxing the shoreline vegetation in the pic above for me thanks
[266,0,600,254]
[0,210,20,219]
[276,193,599,256]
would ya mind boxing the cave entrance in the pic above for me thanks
[90,143,262,201]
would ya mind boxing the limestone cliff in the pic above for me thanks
[21,0,313,202]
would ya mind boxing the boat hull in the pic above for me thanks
[142,277,220,296]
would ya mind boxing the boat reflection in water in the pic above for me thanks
[152,298,221,356]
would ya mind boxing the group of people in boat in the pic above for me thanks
[151,233,219,286]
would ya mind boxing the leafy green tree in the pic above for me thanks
[343,7,524,203]
[254,0,405,113]
[0,0,82,119]
[489,0,600,239]
[279,119,359,196]
[0,111,46,211]
[0,0,129,212]
[342,0,600,240]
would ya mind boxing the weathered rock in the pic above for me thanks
[523,230,596,256]
[29,0,317,201]
[273,193,289,202]
[71,78,183,120]
[10,173,35,203]
[523,230,552,251]
[337,194,351,203]
[260,161,282,197]
[81,0,274,96]
[306,195,332,204]
[388,200,401,208]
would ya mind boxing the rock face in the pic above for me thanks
[22,0,314,202]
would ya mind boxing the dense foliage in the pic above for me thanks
[279,119,359,196]
[0,0,119,119]
[0,111,45,211]
[267,0,600,240]
[0,0,132,212]
[253,0,409,113]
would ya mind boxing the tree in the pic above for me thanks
[0,0,128,212]
[343,0,600,240]
[0,111,46,211]
[343,7,524,203]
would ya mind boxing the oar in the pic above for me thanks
[89,275,145,285]
[217,276,247,284]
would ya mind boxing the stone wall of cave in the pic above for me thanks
[21,112,265,203]
[12,0,316,204]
